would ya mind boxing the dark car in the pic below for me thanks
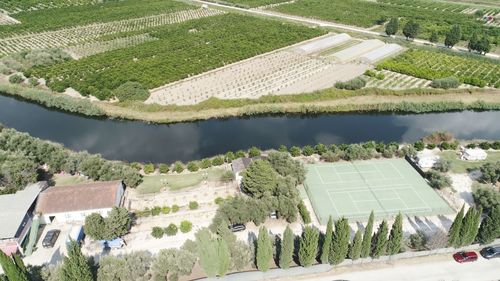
[453,251,478,263]
[42,229,61,248]
[228,224,246,232]
[480,246,500,259]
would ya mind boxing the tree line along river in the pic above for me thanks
[0,94,499,163]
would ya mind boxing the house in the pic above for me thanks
[0,182,47,255]
[461,148,487,161]
[35,181,125,224]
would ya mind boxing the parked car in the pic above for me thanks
[42,229,61,248]
[480,245,500,259]
[453,251,478,263]
[228,224,246,232]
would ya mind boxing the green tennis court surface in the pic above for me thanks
[304,159,452,224]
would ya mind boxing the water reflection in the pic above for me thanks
[0,95,499,163]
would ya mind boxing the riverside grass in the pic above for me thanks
[1,82,500,123]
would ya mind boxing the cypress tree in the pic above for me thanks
[349,229,363,260]
[477,205,500,244]
[216,238,231,277]
[371,220,389,258]
[0,250,29,281]
[444,24,461,47]
[298,226,319,267]
[256,226,273,272]
[468,31,479,52]
[429,31,439,43]
[448,205,464,247]
[387,213,403,255]
[60,241,93,281]
[385,18,399,36]
[279,226,294,269]
[11,254,27,276]
[460,207,481,246]
[320,216,333,264]
[330,218,350,265]
[360,211,374,258]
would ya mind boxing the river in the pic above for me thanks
[0,95,499,163]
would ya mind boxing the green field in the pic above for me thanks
[304,159,452,224]
[273,0,499,39]
[379,49,500,88]
[439,150,500,173]
[207,0,290,8]
[0,0,193,37]
[136,167,228,194]
[32,13,324,100]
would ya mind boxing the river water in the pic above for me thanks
[0,94,499,163]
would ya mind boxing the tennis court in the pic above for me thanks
[304,158,452,224]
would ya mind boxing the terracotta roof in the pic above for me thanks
[35,181,123,214]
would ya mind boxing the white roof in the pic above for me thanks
[359,43,403,63]
[464,148,487,157]
[298,33,351,54]
[331,39,385,62]
[0,182,46,239]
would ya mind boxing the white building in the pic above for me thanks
[359,43,403,63]
[330,39,385,63]
[35,181,124,224]
[298,33,351,54]
[461,148,487,161]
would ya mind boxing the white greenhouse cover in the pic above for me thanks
[298,33,351,54]
[331,39,385,62]
[360,43,403,63]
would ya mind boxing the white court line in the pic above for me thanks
[405,187,433,210]
[347,193,361,213]
[325,190,342,217]
[389,161,405,180]
[372,163,387,180]
[327,184,411,192]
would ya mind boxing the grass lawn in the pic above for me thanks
[137,167,228,194]
[53,174,92,186]
[439,151,500,174]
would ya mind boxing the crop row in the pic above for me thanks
[0,9,225,56]
[272,0,499,39]
[378,49,500,88]
[30,14,325,100]
[0,0,98,14]
[0,0,193,38]
[205,0,291,9]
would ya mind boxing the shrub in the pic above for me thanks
[200,158,212,169]
[172,204,180,213]
[491,141,500,150]
[187,161,199,172]
[430,77,460,89]
[164,224,178,236]
[9,74,24,84]
[479,142,491,150]
[173,161,184,173]
[302,145,315,156]
[298,201,311,224]
[113,81,149,101]
[334,77,366,90]
[433,159,451,173]
[211,156,224,166]
[130,162,142,171]
[426,143,437,149]
[426,170,452,189]
[289,146,301,157]
[159,163,169,174]
[151,227,164,239]
[473,187,500,214]
[248,147,261,157]
[189,201,199,210]
[408,230,427,250]
[161,206,171,214]
[235,150,246,158]
[278,145,288,152]
[151,206,161,216]
[28,77,39,87]
[414,140,425,151]
[225,151,235,162]
[214,197,224,205]
[180,221,193,233]
[364,70,385,80]
[143,163,155,174]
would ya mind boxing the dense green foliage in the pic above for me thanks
[459,206,482,246]
[152,248,196,281]
[98,251,153,281]
[379,49,500,88]
[298,201,311,224]
[426,170,452,189]
[448,205,464,248]
[0,0,193,37]
[371,220,389,258]
[387,213,403,255]
[320,216,333,264]
[349,229,363,260]
[34,14,324,100]
[477,205,500,244]
[241,160,278,197]
[0,151,38,194]
[267,151,306,184]
[472,187,500,214]
[279,226,295,269]
[0,85,105,117]
[386,18,399,36]
[256,226,273,272]
[430,77,460,89]
[207,0,291,8]
[361,211,375,258]
[444,25,461,48]
[334,77,366,90]
[60,241,93,281]
[409,230,428,250]
[298,226,319,267]
[479,162,500,184]
[195,228,231,277]
[274,0,499,40]
[112,82,150,102]
[330,218,350,265]
[0,251,29,281]
[0,127,141,192]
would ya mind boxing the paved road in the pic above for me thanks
[299,256,500,281]
[191,0,499,59]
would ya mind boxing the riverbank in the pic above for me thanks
[1,82,500,124]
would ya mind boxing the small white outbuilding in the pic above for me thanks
[298,33,351,54]
[330,39,385,63]
[461,148,487,161]
[359,43,403,63]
